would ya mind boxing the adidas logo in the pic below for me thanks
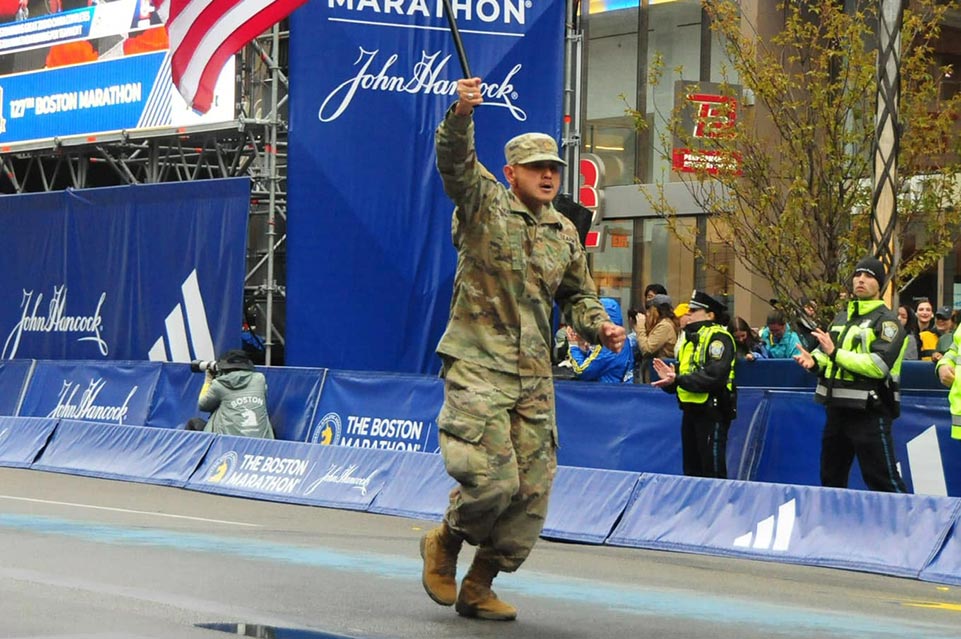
[147,270,215,362]
[732,498,796,552]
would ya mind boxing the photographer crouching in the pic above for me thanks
[185,350,274,439]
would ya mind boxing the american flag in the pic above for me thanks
[158,0,308,114]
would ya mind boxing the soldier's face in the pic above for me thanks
[505,161,561,208]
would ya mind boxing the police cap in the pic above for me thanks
[688,290,727,317]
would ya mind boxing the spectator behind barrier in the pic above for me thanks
[759,310,802,358]
[567,297,635,383]
[917,299,939,361]
[185,349,274,438]
[897,304,921,361]
[731,316,768,361]
[633,293,678,383]
[933,306,956,362]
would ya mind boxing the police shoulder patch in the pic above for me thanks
[880,321,899,342]
[708,339,725,359]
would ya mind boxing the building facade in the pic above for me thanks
[578,0,961,327]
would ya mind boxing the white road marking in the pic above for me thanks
[0,495,260,527]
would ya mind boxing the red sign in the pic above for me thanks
[672,148,742,175]
[584,230,602,249]
[579,156,602,210]
[689,93,737,139]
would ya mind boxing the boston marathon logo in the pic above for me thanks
[313,412,343,446]
[319,49,525,123]
[312,411,427,451]
[205,451,311,495]
[3,285,108,359]
[205,451,238,483]
[46,378,137,425]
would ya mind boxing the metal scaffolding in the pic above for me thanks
[0,27,289,365]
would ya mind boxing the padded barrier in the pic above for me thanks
[919,513,961,586]
[541,466,640,544]
[186,436,403,511]
[32,419,212,486]
[14,417,961,586]
[607,473,961,579]
[5,359,958,490]
[367,452,452,521]
[0,416,56,468]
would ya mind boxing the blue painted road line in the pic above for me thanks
[0,513,954,639]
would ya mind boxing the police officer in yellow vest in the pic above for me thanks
[652,290,736,478]
[935,324,961,442]
[793,256,908,492]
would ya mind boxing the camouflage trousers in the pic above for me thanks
[437,358,558,572]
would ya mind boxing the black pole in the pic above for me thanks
[441,0,472,78]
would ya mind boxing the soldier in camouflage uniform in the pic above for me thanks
[420,77,626,621]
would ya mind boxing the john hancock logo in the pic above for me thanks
[313,412,343,446]
[205,451,238,483]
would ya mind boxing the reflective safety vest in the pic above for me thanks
[811,299,905,414]
[935,326,961,439]
[677,323,735,406]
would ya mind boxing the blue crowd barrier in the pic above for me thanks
[541,466,640,544]
[4,358,958,494]
[919,513,961,586]
[31,419,212,486]
[19,360,160,426]
[368,452,452,521]
[739,390,961,496]
[186,435,404,511]
[0,360,33,416]
[9,415,961,587]
[260,366,326,442]
[607,473,961,579]
[732,358,942,391]
[307,369,443,452]
[0,416,56,467]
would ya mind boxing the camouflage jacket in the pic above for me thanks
[434,108,609,377]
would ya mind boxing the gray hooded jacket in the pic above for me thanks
[198,370,273,438]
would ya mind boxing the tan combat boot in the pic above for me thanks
[419,522,463,606]
[455,556,517,621]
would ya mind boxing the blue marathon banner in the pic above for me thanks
[187,436,402,510]
[0,358,32,415]
[0,415,55,467]
[33,419,212,486]
[18,360,159,425]
[0,179,249,362]
[287,0,567,373]
[307,370,443,452]
[608,474,961,578]
[0,0,235,147]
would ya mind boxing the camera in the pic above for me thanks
[190,360,219,375]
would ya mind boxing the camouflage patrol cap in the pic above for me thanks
[504,133,567,167]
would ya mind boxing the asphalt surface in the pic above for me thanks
[0,467,959,639]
